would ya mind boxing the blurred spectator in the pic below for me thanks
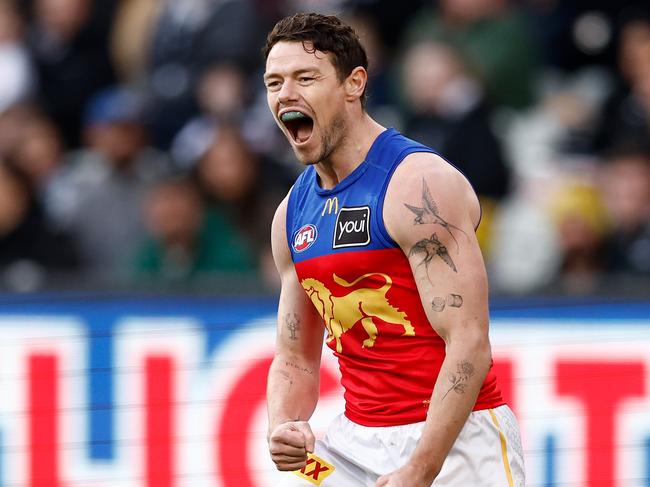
[281,0,346,15]
[0,103,41,160]
[503,69,607,184]
[599,146,650,274]
[26,0,116,147]
[524,1,650,74]
[342,0,426,49]
[171,62,250,166]
[403,0,537,109]
[400,40,511,200]
[345,10,399,121]
[110,0,157,83]
[143,0,265,148]
[0,160,79,291]
[525,1,608,73]
[0,105,67,232]
[488,191,561,294]
[132,173,257,283]
[0,0,33,113]
[590,8,650,152]
[173,59,291,164]
[546,183,609,294]
[47,87,170,276]
[195,124,293,285]
[8,110,64,192]
[4,109,70,235]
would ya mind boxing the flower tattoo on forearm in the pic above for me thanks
[443,360,475,400]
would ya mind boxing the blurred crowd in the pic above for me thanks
[0,0,649,296]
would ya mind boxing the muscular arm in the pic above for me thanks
[379,153,492,485]
[267,194,325,470]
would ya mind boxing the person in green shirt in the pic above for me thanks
[402,0,538,110]
[132,173,258,284]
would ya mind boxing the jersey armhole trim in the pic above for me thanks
[375,147,436,249]
[285,184,298,261]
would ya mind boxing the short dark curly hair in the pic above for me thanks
[263,12,369,107]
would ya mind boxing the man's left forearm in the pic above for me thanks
[409,334,492,480]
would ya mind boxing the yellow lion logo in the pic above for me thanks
[301,273,414,353]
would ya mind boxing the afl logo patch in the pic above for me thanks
[293,224,318,252]
[333,206,371,249]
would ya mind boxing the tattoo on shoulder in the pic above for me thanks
[284,313,300,341]
[443,360,475,400]
[409,233,458,285]
[431,294,463,312]
[404,178,468,251]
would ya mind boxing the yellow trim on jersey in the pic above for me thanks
[489,408,514,487]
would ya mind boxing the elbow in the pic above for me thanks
[478,336,492,368]
[449,327,492,371]
[471,332,492,375]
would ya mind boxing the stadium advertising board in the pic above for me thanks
[0,296,647,486]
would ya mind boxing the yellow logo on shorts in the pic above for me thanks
[293,453,335,485]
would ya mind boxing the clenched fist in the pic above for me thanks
[268,421,316,471]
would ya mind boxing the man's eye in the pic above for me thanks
[266,81,281,90]
[299,77,314,83]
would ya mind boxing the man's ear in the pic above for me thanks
[344,67,367,103]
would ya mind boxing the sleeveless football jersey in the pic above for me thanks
[286,128,503,427]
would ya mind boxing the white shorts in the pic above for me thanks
[278,405,525,487]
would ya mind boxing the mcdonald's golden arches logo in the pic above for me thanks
[322,197,339,216]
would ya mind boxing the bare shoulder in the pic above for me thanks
[387,152,479,220]
[271,190,290,233]
[384,152,480,247]
[270,189,293,275]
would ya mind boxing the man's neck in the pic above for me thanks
[315,115,385,190]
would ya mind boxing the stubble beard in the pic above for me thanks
[294,112,347,167]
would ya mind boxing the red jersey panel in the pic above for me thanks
[295,248,503,427]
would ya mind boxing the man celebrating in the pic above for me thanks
[264,12,524,487]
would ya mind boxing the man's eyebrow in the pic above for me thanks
[264,69,284,80]
[264,67,321,81]
[293,68,320,76]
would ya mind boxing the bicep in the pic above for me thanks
[271,196,325,361]
[409,230,489,342]
[275,271,325,361]
[384,155,489,341]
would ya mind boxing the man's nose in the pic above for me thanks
[278,80,299,103]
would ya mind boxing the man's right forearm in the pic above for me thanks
[267,354,321,433]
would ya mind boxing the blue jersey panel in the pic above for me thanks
[286,128,436,264]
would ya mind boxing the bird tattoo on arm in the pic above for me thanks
[409,233,458,285]
[409,233,457,272]
[404,179,468,251]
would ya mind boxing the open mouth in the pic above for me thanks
[280,111,314,144]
